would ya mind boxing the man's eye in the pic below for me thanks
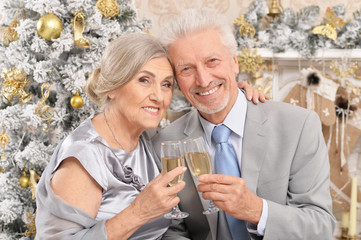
[178,66,194,77]
[207,58,219,67]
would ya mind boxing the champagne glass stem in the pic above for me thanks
[164,195,189,219]
[203,200,219,214]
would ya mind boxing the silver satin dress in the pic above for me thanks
[35,116,170,239]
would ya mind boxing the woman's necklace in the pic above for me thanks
[103,111,123,149]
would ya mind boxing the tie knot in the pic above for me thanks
[212,124,231,144]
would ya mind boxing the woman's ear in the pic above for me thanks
[107,89,117,100]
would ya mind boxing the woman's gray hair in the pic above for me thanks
[86,33,169,108]
[159,8,237,55]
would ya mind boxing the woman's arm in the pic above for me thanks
[51,157,187,240]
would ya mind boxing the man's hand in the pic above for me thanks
[197,174,263,225]
[238,81,269,104]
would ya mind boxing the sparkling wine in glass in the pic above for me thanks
[161,140,189,219]
[183,136,219,214]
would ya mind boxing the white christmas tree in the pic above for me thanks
[0,0,150,238]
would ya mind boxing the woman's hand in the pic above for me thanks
[106,166,187,240]
[238,81,269,104]
[131,166,187,222]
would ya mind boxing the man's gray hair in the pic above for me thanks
[159,8,237,55]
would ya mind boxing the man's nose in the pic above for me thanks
[195,66,211,87]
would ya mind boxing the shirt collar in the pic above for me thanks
[199,89,248,146]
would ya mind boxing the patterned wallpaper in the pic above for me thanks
[135,0,361,36]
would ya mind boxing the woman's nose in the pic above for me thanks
[149,85,163,102]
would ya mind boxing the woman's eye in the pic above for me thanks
[139,77,149,83]
[163,82,173,88]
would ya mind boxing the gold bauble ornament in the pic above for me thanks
[36,13,63,40]
[19,171,30,188]
[70,91,84,108]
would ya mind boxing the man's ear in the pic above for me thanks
[232,54,239,75]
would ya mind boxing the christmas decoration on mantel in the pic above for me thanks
[312,7,345,42]
[234,15,256,39]
[237,48,263,74]
[330,61,358,78]
[234,0,361,59]
[268,0,282,18]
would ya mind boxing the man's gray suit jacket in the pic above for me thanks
[153,100,336,240]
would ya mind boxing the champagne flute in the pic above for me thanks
[161,140,189,219]
[183,136,220,214]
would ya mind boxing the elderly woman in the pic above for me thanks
[35,33,265,239]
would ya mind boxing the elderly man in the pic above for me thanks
[153,8,335,240]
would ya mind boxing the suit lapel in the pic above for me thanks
[242,102,268,194]
[183,110,218,240]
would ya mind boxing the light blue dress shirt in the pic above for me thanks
[198,89,268,236]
